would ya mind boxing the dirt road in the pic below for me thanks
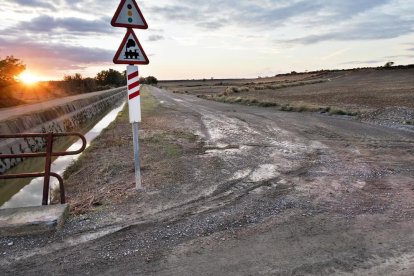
[1,86,414,275]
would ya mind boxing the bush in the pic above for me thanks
[96,69,126,87]
[140,76,158,85]
[0,56,25,87]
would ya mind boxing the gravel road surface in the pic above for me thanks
[1,86,413,275]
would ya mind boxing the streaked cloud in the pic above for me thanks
[284,15,414,45]
[341,60,385,65]
[0,36,113,70]
[3,0,57,10]
[148,35,164,42]
[10,15,112,34]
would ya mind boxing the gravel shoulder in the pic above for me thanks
[1,85,414,275]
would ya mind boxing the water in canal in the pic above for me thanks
[0,101,126,209]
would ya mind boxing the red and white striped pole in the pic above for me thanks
[127,65,142,190]
[127,65,141,123]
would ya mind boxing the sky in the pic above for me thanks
[0,0,413,80]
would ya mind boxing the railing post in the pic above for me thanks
[42,132,54,205]
[1,132,86,205]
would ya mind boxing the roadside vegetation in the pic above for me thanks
[161,64,414,123]
[0,56,26,107]
[0,55,158,108]
[198,93,357,116]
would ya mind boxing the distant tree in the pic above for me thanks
[60,73,101,94]
[0,56,26,87]
[64,73,83,82]
[146,76,158,85]
[140,76,158,85]
[96,69,125,86]
[0,56,26,107]
[384,61,394,68]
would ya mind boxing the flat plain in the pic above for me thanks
[1,67,414,275]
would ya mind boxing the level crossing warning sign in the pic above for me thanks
[111,0,148,29]
[113,28,149,65]
[111,0,148,190]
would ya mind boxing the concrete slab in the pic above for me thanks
[0,204,69,237]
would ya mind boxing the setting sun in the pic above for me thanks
[18,72,41,85]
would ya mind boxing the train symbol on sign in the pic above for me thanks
[113,28,149,65]
[125,39,140,60]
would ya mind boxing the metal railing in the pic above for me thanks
[0,133,86,205]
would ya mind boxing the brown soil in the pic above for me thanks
[161,67,414,124]
[1,84,413,275]
[63,87,203,215]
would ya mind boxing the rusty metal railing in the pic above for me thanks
[0,133,86,205]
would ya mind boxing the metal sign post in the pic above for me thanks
[112,0,149,191]
[132,121,142,190]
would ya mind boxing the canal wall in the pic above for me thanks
[0,88,126,173]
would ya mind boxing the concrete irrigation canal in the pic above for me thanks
[0,88,126,208]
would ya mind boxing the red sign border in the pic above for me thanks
[113,28,150,65]
[111,0,148,29]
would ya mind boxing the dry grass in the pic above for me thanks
[166,68,414,118]
[62,86,201,215]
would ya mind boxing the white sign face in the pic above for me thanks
[111,0,148,29]
[113,29,149,65]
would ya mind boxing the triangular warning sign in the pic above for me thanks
[111,0,148,29]
[113,28,149,65]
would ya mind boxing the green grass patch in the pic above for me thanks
[280,105,294,112]
[258,101,278,107]
[64,104,129,179]
[141,86,159,113]
[328,108,357,116]
[165,144,180,157]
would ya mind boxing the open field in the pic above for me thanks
[160,67,414,125]
[1,84,413,275]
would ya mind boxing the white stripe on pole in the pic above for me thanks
[127,65,141,123]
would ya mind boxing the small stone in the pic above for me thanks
[8,242,13,246]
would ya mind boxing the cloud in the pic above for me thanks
[340,60,384,65]
[196,20,228,30]
[149,0,413,46]
[148,35,164,42]
[282,15,414,45]
[148,0,393,29]
[0,36,113,71]
[149,4,197,21]
[384,54,414,59]
[9,15,112,34]
[3,0,57,10]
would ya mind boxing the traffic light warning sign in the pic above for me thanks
[111,0,148,29]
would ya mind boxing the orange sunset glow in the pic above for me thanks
[17,72,41,85]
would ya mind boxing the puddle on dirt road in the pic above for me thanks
[0,101,126,209]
